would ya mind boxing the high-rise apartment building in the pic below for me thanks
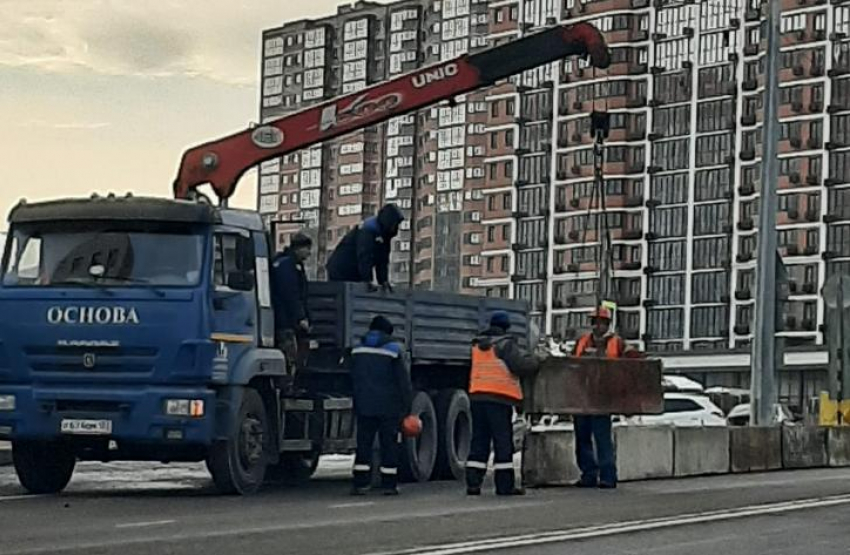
[258,0,491,285]
[259,0,850,407]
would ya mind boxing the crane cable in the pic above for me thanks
[573,58,614,312]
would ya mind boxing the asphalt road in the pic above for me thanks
[1,459,849,555]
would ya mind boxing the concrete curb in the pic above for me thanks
[0,442,11,466]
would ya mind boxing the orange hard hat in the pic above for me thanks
[401,414,422,438]
[590,307,613,321]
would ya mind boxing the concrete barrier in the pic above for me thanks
[0,441,10,466]
[729,426,782,473]
[673,427,730,477]
[782,426,828,469]
[616,426,674,481]
[827,427,850,467]
[521,430,579,487]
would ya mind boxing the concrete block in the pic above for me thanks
[615,426,674,481]
[521,430,579,487]
[673,427,730,477]
[0,441,10,466]
[782,426,828,469]
[827,427,850,467]
[729,427,782,473]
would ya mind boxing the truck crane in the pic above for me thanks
[0,22,611,496]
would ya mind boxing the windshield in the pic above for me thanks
[2,222,206,288]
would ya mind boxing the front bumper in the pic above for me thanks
[0,384,217,446]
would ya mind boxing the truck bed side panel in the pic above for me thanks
[307,282,529,367]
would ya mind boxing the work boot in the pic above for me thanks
[573,479,597,488]
[466,486,481,496]
[598,481,617,490]
[381,486,399,496]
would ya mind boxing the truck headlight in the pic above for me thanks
[0,395,15,411]
[164,399,205,417]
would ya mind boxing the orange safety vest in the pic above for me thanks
[469,345,523,402]
[574,333,623,359]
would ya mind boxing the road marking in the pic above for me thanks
[115,520,176,529]
[0,495,44,502]
[368,494,850,555]
[1,499,551,555]
[330,501,375,509]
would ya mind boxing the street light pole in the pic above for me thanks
[751,0,781,426]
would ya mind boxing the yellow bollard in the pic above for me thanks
[818,391,850,426]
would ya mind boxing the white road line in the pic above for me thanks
[330,502,375,509]
[0,495,44,502]
[115,520,176,529]
[3,499,551,555]
[368,494,850,555]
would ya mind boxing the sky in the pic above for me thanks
[0,0,389,228]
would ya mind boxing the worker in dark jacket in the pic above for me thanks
[326,204,405,291]
[270,232,312,371]
[466,311,541,496]
[349,315,413,496]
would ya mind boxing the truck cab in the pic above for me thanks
[0,194,287,494]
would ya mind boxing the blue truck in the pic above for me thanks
[0,22,610,494]
[0,195,530,494]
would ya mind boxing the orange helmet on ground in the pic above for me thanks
[401,415,422,438]
[589,307,613,321]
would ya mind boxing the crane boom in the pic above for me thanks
[173,22,611,201]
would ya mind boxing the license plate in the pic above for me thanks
[60,419,112,435]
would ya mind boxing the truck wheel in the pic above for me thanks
[433,389,471,481]
[12,440,76,494]
[207,388,269,495]
[400,391,438,483]
[266,451,320,486]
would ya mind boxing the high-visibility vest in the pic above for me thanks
[574,333,623,359]
[469,344,523,402]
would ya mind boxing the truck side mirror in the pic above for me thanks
[227,270,254,292]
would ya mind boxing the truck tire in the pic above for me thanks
[12,440,75,494]
[433,389,472,481]
[207,388,269,495]
[266,451,321,486]
[399,391,438,483]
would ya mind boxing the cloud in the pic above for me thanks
[0,0,280,85]
[0,1,398,86]
[18,119,111,130]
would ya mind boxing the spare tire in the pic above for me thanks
[399,391,437,483]
[433,389,472,481]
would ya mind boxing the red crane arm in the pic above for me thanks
[173,22,611,201]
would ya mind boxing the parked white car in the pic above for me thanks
[623,393,727,427]
[662,375,706,394]
[726,403,796,426]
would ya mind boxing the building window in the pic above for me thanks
[650,207,688,238]
[653,105,691,137]
[694,237,730,270]
[695,168,731,201]
[652,173,689,205]
[652,139,690,171]
[697,99,735,133]
[695,133,733,167]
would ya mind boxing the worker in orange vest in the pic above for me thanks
[571,306,632,489]
[465,311,541,496]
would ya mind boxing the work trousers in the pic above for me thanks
[574,414,617,486]
[353,415,400,489]
[466,401,516,494]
